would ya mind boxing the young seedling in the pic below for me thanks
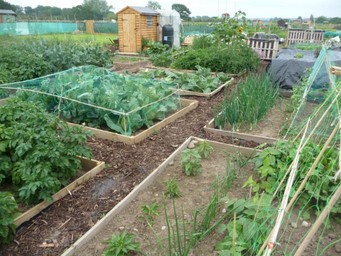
[164,178,182,198]
[140,202,160,225]
[102,230,141,256]
[196,141,213,159]
[180,149,202,176]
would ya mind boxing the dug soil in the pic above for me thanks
[75,142,256,255]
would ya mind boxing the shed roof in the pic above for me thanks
[0,9,16,16]
[117,6,159,16]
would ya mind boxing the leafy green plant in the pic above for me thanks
[164,178,182,198]
[145,41,170,55]
[0,38,113,83]
[214,73,278,130]
[14,66,179,136]
[192,35,215,49]
[180,149,202,176]
[196,141,213,159]
[0,192,18,245]
[102,230,142,256]
[136,66,230,93]
[170,41,260,74]
[141,203,160,224]
[244,140,341,215]
[211,11,249,44]
[215,195,274,256]
[149,49,174,67]
[0,98,92,205]
[294,52,304,59]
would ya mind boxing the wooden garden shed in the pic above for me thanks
[117,6,159,53]
[0,9,16,23]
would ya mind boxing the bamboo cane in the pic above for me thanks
[263,121,310,256]
[274,92,340,199]
[330,66,341,76]
[294,184,341,255]
[286,122,339,211]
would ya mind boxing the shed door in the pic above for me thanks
[122,14,136,52]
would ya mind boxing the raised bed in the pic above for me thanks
[172,78,234,98]
[145,65,247,78]
[14,158,105,227]
[61,136,341,256]
[61,136,260,255]
[204,98,288,144]
[120,67,235,98]
[67,98,198,144]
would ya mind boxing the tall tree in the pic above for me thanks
[0,0,15,11]
[315,16,328,24]
[147,1,161,10]
[82,0,112,20]
[309,14,314,23]
[172,3,191,20]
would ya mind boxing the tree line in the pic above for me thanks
[0,0,115,21]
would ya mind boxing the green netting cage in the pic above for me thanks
[0,65,181,136]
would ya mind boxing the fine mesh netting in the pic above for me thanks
[258,45,341,255]
[213,45,341,255]
[0,65,181,136]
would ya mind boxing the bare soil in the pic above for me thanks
[76,143,255,255]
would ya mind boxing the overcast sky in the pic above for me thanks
[8,0,341,18]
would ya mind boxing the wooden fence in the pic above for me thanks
[248,38,279,60]
[286,28,325,46]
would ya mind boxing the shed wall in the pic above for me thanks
[117,7,158,53]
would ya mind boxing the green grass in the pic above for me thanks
[0,33,117,47]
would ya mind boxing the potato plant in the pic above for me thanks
[0,192,18,245]
[0,39,113,83]
[0,98,92,205]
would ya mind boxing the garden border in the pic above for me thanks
[67,99,198,145]
[204,115,280,145]
[118,66,236,98]
[61,136,260,256]
[14,158,105,227]
[171,77,234,98]
[145,65,247,78]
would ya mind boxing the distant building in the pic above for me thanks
[221,13,230,19]
[0,9,16,23]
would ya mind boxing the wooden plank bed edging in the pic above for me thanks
[61,136,259,256]
[171,77,234,98]
[118,67,235,98]
[204,117,280,145]
[144,65,247,78]
[14,158,105,227]
[67,99,198,145]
